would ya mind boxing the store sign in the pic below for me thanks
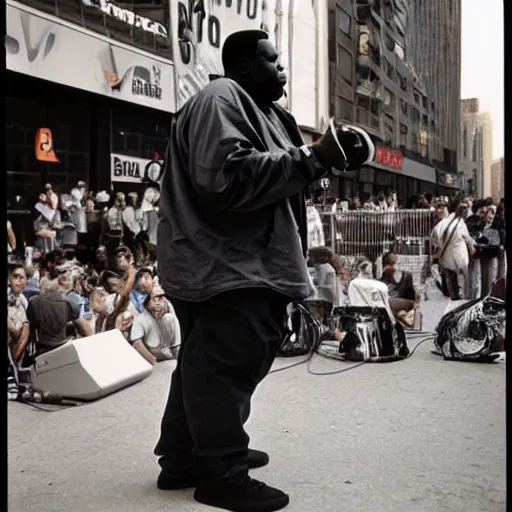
[111,153,163,184]
[35,128,59,163]
[375,146,403,169]
[82,0,168,38]
[6,3,176,112]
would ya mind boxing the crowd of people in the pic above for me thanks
[307,191,454,212]
[306,191,505,302]
[8,184,505,392]
[7,183,181,400]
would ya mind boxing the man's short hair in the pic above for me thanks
[8,264,26,277]
[473,199,486,212]
[222,30,269,73]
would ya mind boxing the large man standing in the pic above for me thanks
[155,30,367,512]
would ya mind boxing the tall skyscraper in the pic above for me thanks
[459,99,493,198]
[491,158,504,201]
[327,0,462,200]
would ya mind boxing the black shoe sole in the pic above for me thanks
[193,490,290,512]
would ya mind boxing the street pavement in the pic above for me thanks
[8,284,506,512]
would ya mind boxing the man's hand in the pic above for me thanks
[115,312,134,332]
[309,120,375,175]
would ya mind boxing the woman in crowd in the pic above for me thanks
[380,252,418,325]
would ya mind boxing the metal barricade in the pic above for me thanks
[319,209,435,287]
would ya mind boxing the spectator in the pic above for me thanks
[26,273,93,354]
[380,252,418,325]
[98,265,136,332]
[130,287,181,365]
[306,197,325,249]
[8,265,30,363]
[7,220,16,255]
[307,246,342,306]
[431,199,475,300]
[129,268,155,315]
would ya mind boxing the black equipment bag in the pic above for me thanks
[434,293,505,362]
[278,301,332,357]
[332,306,409,362]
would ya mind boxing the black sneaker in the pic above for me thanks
[194,473,289,512]
[157,449,270,491]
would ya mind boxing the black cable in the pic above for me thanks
[306,357,366,376]
[19,399,79,413]
[405,336,434,358]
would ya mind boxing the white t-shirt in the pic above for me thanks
[130,310,180,359]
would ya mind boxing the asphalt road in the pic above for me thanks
[8,287,506,512]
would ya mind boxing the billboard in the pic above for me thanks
[171,0,288,109]
[6,1,176,112]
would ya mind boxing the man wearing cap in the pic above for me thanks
[129,286,180,365]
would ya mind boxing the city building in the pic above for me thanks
[491,158,504,202]
[7,0,329,221]
[326,0,463,202]
[169,0,329,143]
[6,0,176,221]
[459,99,493,198]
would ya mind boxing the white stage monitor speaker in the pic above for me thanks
[29,330,153,401]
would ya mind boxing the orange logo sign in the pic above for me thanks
[35,128,59,163]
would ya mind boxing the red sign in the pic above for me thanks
[375,146,403,169]
[35,128,59,163]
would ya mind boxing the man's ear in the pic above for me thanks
[238,58,251,76]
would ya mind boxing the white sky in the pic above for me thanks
[461,0,504,159]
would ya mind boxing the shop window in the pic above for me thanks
[112,108,170,159]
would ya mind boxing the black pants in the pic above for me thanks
[154,287,289,478]
[443,268,461,300]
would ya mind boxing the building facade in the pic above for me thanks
[459,98,493,198]
[491,158,504,202]
[6,0,176,213]
[169,0,329,142]
[326,0,462,201]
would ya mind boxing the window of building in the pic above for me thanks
[112,108,170,160]
[328,9,336,62]
[337,46,353,84]
[422,95,428,109]
[411,107,420,123]
[338,97,354,121]
[399,123,408,147]
[383,88,395,107]
[338,8,351,35]
[19,0,172,59]
[397,73,408,92]
[462,127,468,159]
[400,99,408,116]
[413,91,420,104]
[395,43,405,60]
[6,95,92,198]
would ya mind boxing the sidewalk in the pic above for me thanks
[8,286,505,512]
